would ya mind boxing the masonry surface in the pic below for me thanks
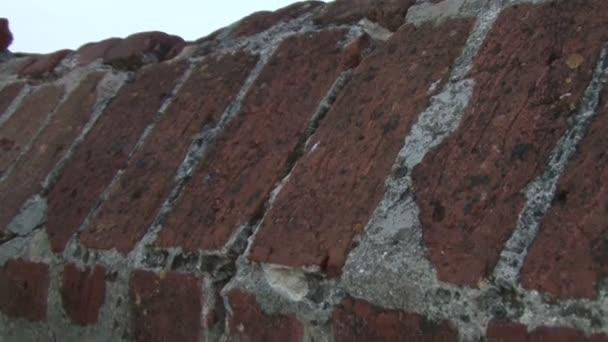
[1,0,608,341]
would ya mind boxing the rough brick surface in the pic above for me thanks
[61,264,106,325]
[18,50,72,78]
[0,73,104,231]
[487,320,608,341]
[157,29,358,251]
[411,0,608,287]
[80,53,257,252]
[234,1,323,37]
[130,271,202,342]
[0,82,24,116]
[333,297,458,341]
[521,71,608,298]
[0,259,49,321]
[76,38,121,65]
[46,62,186,252]
[314,0,415,31]
[227,290,304,342]
[249,19,473,275]
[0,84,64,179]
[0,18,13,51]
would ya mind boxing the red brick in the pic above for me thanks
[80,53,257,253]
[487,320,608,342]
[314,0,415,31]
[0,259,49,321]
[46,61,187,253]
[157,30,362,251]
[130,270,202,342]
[76,38,121,65]
[234,1,324,37]
[0,18,13,51]
[18,49,72,78]
[0,84,64,178]
[521,74,608,298]
[61,264,106,325]
[227,289,303,342]
[0,82,24,116]
[411,0,608,287]
[0,73,104,231]
[333,297,458,341]
[102,32,185,69]
[249,19,473,275]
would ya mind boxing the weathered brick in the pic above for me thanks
[333,297,458,341]
[0,82,24,116]
[76,38,121,65]
[0,73,104,231]
[157,30,361,251]
[227,289,303,342]
[0,259,49,321]
[18,49,72,78]
[80,53,257,252]
[46,61,186,253]
[0,84,64,178]
[249,19,473,275]
[314,0,415,31]
[234,1,324,37]
[130,270,201,342]
[411,0,608,286]
[103,32,184,70]
[487,320,608,341]
[61,264,106,325]
[0,18,12,51]
[521,69,608,298]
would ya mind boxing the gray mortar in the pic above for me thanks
[492,48,608,287]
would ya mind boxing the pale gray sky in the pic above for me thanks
[4,0,321,53]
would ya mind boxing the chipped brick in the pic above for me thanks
[0,259,49,321]
[412,0,608,287]
[157,30,358,251]
[249,19,473,275]
[61,264,106,325]
[333,297,458,341]
[46,61,186,253]
[80,53,257,253]
[130,270,201,342]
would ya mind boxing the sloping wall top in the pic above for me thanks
[2,0,608,341]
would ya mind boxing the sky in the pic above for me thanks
[3,0,320,53]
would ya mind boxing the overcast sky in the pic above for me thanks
[4,0,319,53]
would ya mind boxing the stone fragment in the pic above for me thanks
[46,62,186,252]
[61,264,106,325]
[0,259,49,321]
[411,0,608,286]
[130,270,202,342]
[227,289,303,342]
[249,18,473,275]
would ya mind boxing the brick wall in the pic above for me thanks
[1,0,608,341]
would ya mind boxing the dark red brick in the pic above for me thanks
[333,297,457,341]
[411,0,608,287]
[521,72,608,299]
[0,18,12,51]
[0,73,104,231]
[61,264,106,325]
[157,30,361,251]
[18,49,72,78]
[227,289,303,342]
[0,84,64,178]
[0,82,24,116]
[102,32,185,69]
[234,1,324,37]
[76,38,121,65]
[46,61,186,253]
[487,320,608,342]
[130,270,202,342]
[80,53,257,253]
[0,259,49,321]
[249,19,473,275]
[314,0,415,31]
